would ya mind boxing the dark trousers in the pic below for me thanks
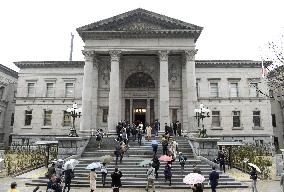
[133,134,137,141]
[211,186,217,192]
[165,176,171,186]
[173,129,177,136]
[101,172,107,186]
[220,163,225,173]
[162,147,167,155]
[120,153,124,163]
[138,136,142,145]
[154,168,159,179]
[64,182,71,192]
[180,164,185,175]
[115,156,119,165]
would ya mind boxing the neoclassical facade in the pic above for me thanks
[12,8,280,145]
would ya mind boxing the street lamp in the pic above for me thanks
[66,103,82,137]
[194,104,210,138]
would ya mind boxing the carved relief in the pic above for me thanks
[82,50,95,62]
[125,72,155,88]
[158,50,169,62]
[109,50,121,62]
[184,49,198,61]
[117,20,162,31]
[98,57,111,85]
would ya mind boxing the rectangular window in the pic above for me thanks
[46,83,54,97]
[230,83,239,97]
[0,87,5,99]
[25,110,32,126]
[210,83,219,97]
[233,111,240,127]
[196,82,200,97]
[63,111,71,126]
[27,83,35,97]
[253,111,261,127]
[212,111,220,127]
[249,83,258,97]
[172,109,177,122]
[272,114,277,127]
[65,83,74,97]
[10,113,14,126]
[44,110,52,126]
[102,109,108,123]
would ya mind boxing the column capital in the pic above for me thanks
[184,49,198,61]
[109,50,121,62]
[158,50,169,62]
[82,50,95,62]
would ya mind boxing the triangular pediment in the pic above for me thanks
[78,8,202,31]
[77,8,203,41]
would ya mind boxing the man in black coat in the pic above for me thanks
[209,166,219,192]
[111,168,123,192]
[172,121,177,136]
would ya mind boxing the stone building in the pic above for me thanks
[0,64,18,147]
[12,8,278,145]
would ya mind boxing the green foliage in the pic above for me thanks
[4,143,58,176]
[230,144,272,179]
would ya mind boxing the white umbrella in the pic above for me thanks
[248,163,261,173]
[0,158,3,162]
[183,173,205,185]
[63,159,79,170]
[86,162,102,170]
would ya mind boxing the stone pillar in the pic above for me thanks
[80,50,97,132]
[130,99,133,124]
[159,50,170,131]
[108,50,121,131]
[185,49,198,131]
[146,99,150,125]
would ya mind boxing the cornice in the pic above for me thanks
[0,64,18,78]
[14,61,84,69]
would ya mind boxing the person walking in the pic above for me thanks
[62,165,74,192]
[152,155,160,179]
[176,121,182,136]
[152,139,158,155]
[162,138,168,155]
[145,163,156,192]
[111,168,123,192]
[114,146,120,165]
[218,150,225,173]
[47,162,56,179]
[154,120,160,136]
[131,124,138,141]
[171,139,178,158]
[178,152,187,175]
[209,166,219,192]
[96,129,103,148]
[121,129,128,145]
[7,182,20,192]
[193,163,202,174]
[250,167,258,192]
[172,121,177,136]
[47,174,62,192]
[101,163,108,186]
[164,163,172,186]
[89,168,97,192]
[191,183,203,192]
[119,141,126,163]
[280,173,284,192]
[137,127,143,146]
[146,125,152,141]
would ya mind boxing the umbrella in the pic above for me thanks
[159,155,172,162]
[151,140,159,145]
[57,159,64,162]
[100,155,113,164]
[63,159,79,170]
[138,159,153,167]
[183,173,205,185]
[248,163,261,173]
[86,162,102,170]
[0,158,3,162]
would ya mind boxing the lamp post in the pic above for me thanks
[194,104,210,138]
[66,103,82,137]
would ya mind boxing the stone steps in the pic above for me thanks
[25,136,248,189]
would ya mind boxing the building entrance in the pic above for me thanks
[134,108,146,125]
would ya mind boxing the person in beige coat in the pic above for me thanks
[146,125,152,141]
[89,168,97,192]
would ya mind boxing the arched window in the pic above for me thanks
[125,72,155,88]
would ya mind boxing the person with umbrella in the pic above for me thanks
[152,155,160,179]
[145,163,156,192]
[183,173,205,192]
[250,166,258,192]
[111,167,123,192]
[164,162,172,186]
[191,183,203,192]
[209,166,219,192]
[62,164,74,192]
[101,163,108,186]
[88,168,97,192]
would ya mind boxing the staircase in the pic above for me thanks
[26,134,248,188]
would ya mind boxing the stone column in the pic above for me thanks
[185,49,198,132]
[146,99,150,124]
[130,99,133,124]
[159,50,170,131]
[80,50,97,132]
[108,50,121,132]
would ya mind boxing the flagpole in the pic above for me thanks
[69,33,74,61]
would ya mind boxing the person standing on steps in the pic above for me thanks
[89,168,97,192]
[172,121,177,136]
[176,121,182,136]
[62,164,74,192]
[146,124,152,141]
[162,137,168,155]
[218,150,225,173]
[111,168,123,192]
[137,127,143,146]
[114,146,120,165]
[119,141,126,163]
[152,154,160,179]
[101,163,108,186]
[209,166,219,192]
[178,152,187,175]
[154,120,160,136]
[145,163,156,192]
[250,167,258,192]
[164,162,172,186]
[280,173,284,192]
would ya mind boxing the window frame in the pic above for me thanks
[232,111,241,128]
[229,82,239,97]
[65,82,74,98]
[249,82,259,97]
[24,110,32,126]
[102,108,108,123]
[210,82,219,97]
[63,110,72,127]
[211,110,221,127]
[27,82,35,97]
[272,114,277,127]
[253,111,261,127]
[43,110,52,126]
[46,82,55,97]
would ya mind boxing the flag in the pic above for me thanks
[261,60,267,78]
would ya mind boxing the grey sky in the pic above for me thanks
[0,0,283,71]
